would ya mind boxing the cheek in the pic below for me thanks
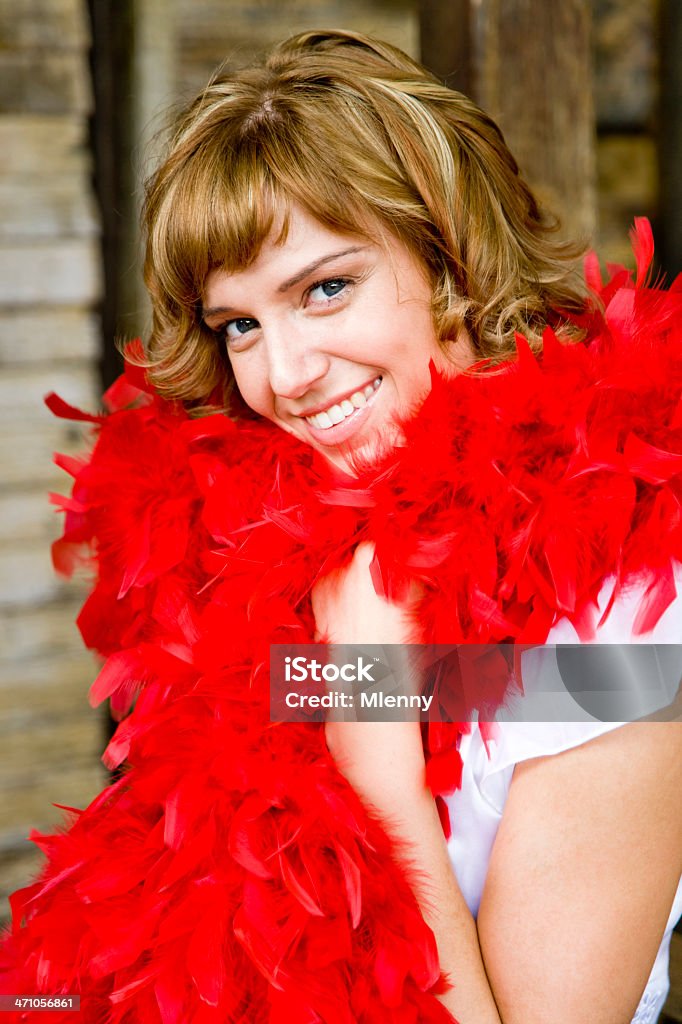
[389,330,440,382]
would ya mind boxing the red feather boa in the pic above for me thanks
[1,220,681,1022]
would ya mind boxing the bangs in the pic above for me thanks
[147,115,378,314]
[150,144,290,310]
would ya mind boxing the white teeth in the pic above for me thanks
[305,377,382,430]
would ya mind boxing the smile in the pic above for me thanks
[304,377,382,430]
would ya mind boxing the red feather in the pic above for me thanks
[3,221,681,1022]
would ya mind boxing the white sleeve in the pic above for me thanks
[493,563,682,727]
[449,564,682,898]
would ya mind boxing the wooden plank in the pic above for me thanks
[0,600,86,661]
[0,544,67,607]
[0,0,88,49]
[0,489,60,544]
[0,51,92,116]
[0,716,104,789]
[0,309,99,364]
[0,363,98,421]
[0,181,98,239]
[0,655,98,719]
[0,422,95,487]
[0,116,89,177]
[0,240,101,305]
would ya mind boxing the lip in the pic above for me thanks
[296,376,380,418]
[299,378,382,447]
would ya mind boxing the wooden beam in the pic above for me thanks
[471,0,595,243]
[659,0,682,280]
[419,0,472,93]
[86,0,134,388]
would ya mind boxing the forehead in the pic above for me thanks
[204,206,373,295]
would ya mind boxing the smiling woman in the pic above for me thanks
[202,207,468,470]
[141,30,587,414]
[2,27,682,1024]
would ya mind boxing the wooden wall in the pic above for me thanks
[594,0,660,265]
[0,0,673,933]
[0,0,105,915]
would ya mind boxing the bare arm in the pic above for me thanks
[478,720,682,1024]
[314,544,502,1020]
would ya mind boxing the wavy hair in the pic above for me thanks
[141,29,587,407]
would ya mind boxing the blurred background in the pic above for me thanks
[0,1,680,1015]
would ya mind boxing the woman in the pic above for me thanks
[2,29,681,1024]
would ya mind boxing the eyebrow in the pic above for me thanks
[277,245,369,292]
[202,245,369,320]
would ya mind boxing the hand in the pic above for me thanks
[311,541,420,646]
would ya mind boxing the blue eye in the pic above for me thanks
[224,317,258,342]
[309,278,349,301]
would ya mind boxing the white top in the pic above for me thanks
[443,568,682,1024]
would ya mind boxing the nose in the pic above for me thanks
[264,324,330,400]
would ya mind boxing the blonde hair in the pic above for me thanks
[142,29,586,407]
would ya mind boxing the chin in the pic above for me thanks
[334,427,404,475]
